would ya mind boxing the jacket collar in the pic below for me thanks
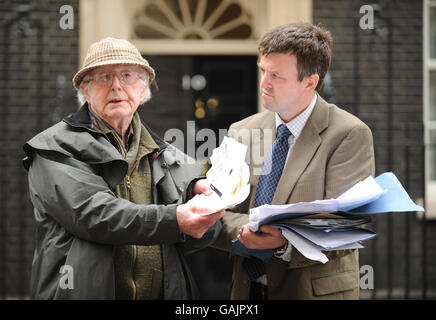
[63,102,95,130]
[272,93,329,204]
[63,103,168,151]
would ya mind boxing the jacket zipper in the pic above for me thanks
[124,151,151,191]
[131,245,137,300]
[125,176,131,190]
[125,153,152,300]
[111,135,137,300]
[108,130,163,300]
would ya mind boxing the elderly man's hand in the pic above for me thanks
[237,224,286,250]
[192,178,213,196]
[176,203,225,239]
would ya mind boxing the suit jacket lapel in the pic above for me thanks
[272,95,330,205]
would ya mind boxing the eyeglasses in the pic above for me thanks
[89,69,146,87]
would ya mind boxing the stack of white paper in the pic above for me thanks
[230,172,425,264]
[274,224,374,264]
[248,176,386,232]
[243,176,383,263]
[188,136,250,214]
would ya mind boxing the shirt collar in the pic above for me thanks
[275,94,317,140]
[88,109,134,150]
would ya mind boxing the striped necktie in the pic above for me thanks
[254,124,292,207]
[243,124,292,283]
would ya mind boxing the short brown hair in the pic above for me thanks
[258,22,333,91]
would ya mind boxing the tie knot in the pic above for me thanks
[277,124,291,140]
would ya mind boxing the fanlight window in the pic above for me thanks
[134,0,254,40]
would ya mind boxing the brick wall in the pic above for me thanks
[0,0,78,298]
[0,0,434,300]
[314,0,435,298]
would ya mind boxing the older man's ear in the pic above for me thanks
[80,82,90,103]
[141,81,152,104]
[139,84,153,105]
[140,84,147,103]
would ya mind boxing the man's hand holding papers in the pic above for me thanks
[237,224,287,250]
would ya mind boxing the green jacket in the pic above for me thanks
[23,104,221,300]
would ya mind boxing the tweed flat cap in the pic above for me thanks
[72,37,155,89]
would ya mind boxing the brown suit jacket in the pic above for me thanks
[214,95,375,299]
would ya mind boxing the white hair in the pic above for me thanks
[76,68,152,105]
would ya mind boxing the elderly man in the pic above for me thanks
[23,37,224,300]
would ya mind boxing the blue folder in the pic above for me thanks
[344,172,424,214]
[230,172,424,261]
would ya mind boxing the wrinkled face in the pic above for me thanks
[258,53,315,119]
[82,64,148,124]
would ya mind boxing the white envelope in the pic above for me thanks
[188,136,250,214]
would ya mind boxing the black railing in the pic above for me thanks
[358,142,428,300]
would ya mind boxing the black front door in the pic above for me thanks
[139,54,258,298]
[140,55,258,160]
